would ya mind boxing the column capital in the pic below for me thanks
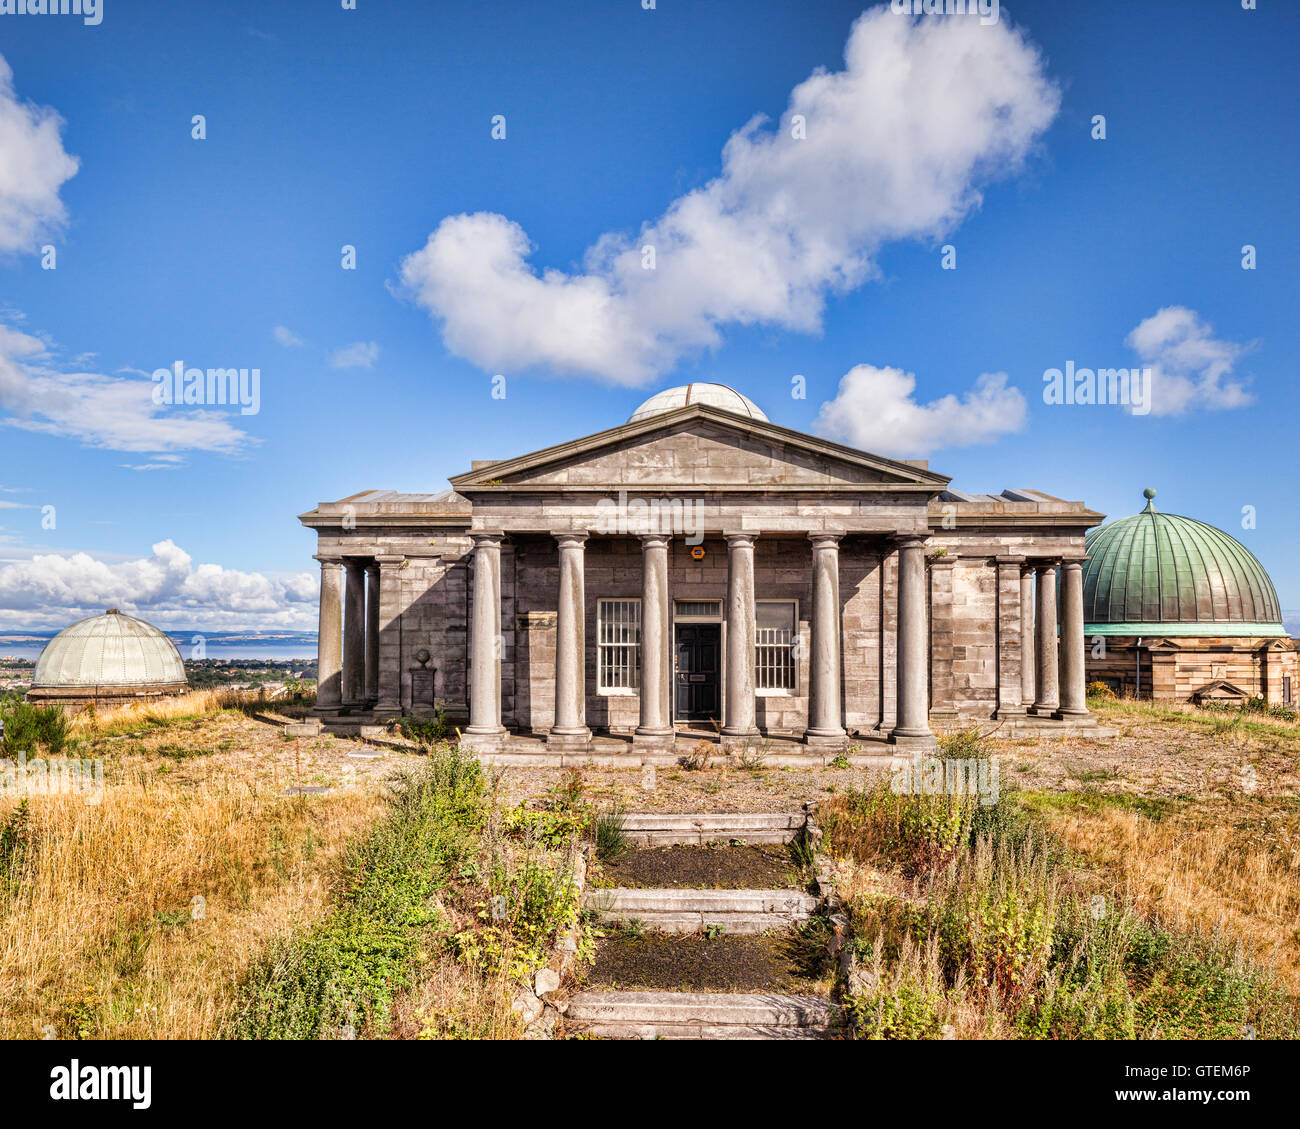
[723,531,758,545]
[1058,557,1087,569]
[470,530,505,546]
[1031,558,1061,572]
[374,553,405,568]
[638,532,671,548]
[807,531,843,548]
[893,534,929,551]
[552,531,589,546]
[994,554,1026,565]
[313,554,343,565]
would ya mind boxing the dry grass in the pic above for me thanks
[68,688,259,739]
[0,757,384,1039]
[1026,797,1300,992]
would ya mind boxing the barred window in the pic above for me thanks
[675,600,721,618]
[1285,677,1294,706]
[598,599,641,691]
[756,600,796,692]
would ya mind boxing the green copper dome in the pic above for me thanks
[1083,489,1285,637]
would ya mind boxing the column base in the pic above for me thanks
[993,706,1027,720]
[1028,703,1060,717]
[889,729,938,750]
[371,702,401,721]
[1053,707,1092,721]
[804,731,849,752]
[313,704,344,717]
[547,727,592,752]
[633,729,676,753]
[720,730,760,752]
[461,726,507,752]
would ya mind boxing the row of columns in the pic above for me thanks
[461,530,932,752]
[315,556,385,713]
[1001,557,1088,719]
[320,540,1088,739]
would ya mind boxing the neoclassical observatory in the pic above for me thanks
[1083,489,1296,705]
[300,382,1107,752]
[28,609,189,713]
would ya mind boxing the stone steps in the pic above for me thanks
[619,811,805,847]
[566,991,837,1040]
[584,887,819,934]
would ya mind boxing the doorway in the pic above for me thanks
[674,622,720,722]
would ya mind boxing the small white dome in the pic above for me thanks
[33,609,187,690]
[628,383,768,424]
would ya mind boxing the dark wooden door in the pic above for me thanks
[675,624,720,721]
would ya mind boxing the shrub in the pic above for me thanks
[0,699,71,755]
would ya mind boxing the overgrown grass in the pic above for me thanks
[824,749,1299,1040]
[225,743,587,1039]
[1088,694,1300,750]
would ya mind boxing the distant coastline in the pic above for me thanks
[0,630,318,662]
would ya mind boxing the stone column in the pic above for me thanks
[342,560,367,707]
[806,533,847,749]
[313,556,343,714]
[549,533,591,751]
[722,533,759,748]
[891,536,934,747]
[994,556,1026,719]
[1057,559,1089,719]
[364,563,380,703]
[1032,562,1060,715]
[465,533,506,748]
[372,555,405,719]
[1020,565,1036,709]
[634,534,674,750]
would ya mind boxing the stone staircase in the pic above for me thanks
[583,887,819,934]
[566,810,840,1040]
[567,991,834,1040]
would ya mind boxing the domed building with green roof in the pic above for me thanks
[1083,489,1296,705]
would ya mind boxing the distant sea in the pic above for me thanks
[0,638,317,662]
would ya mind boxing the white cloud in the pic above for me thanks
[328,340,380,369]
[273,325,306,347]
[0,323,254,454]
[0,55,79,255]
[815,363,1026,457]
[1125,306,1253,416]
[0,539,318,631]
[400,8,1059,384]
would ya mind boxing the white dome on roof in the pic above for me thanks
[628,383,768,424]
[32,609,187,690]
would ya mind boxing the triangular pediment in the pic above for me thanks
[450,404,950,493]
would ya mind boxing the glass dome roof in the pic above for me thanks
[32,609,188,688]
[628,383,768,424]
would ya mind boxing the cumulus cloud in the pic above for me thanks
[0,323,254,454]
[0,539,318,631]
[1126,306,1253,416]
[815,364,1026,457]
[328,340,380,369]
[0,55,79,255]
[399,8,1059,384]
[273,325,306,347]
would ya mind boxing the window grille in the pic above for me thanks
[597,599,641,690]
[675,600,721,618]
[755,601,796,691]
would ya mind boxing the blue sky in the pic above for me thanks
[0,0,1296,632]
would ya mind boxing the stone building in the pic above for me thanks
[299,383,1105,752]
[1083,489,1297,706]
[28,609,188,713]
